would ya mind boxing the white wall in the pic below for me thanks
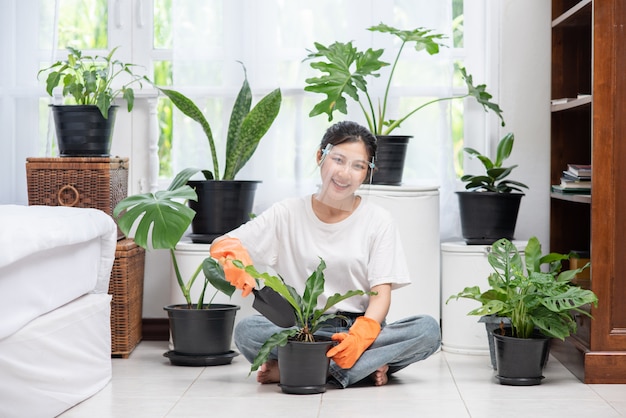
[493,1,552,250]
[139,1,553,318]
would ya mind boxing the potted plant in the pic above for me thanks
[447,236,598,385]
[232,258,376,394]
[457,132,528,244]
[113,168,240,366]
[154,63,282,243]
[304,23,504,185]
[38,46,149,156]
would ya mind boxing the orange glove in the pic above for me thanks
[326,316,381,368]
[210,237,256,297]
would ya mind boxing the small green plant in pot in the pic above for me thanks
[38,46,149,156]
[114,168,239,361]
[447,236,598,385]
[457,132,529,244]
[153,63,282,242]
[232,258,376,394]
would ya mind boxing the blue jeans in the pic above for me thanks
[233,314,441,388]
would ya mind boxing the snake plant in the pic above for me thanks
[156,63,282,181]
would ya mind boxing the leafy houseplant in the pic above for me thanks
[447,236,597,340]
[456,132,528,244]
[233,258,375,394]
[447,237,598,385]
[304,23,504,136]
[39,46,147,119]
[460,132,528,193]
[38,46,149,156]
[154,63,282,242]
[114,169,239,360]
[304,23,504,185]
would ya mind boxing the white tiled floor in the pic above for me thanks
[60,341,626,418]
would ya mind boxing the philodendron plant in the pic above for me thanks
[155,62,281,181]
[113,168,236,309]
[447,236,598,340]
[460,132,528,193]
[231,258,376,373]
[304,23,504,135]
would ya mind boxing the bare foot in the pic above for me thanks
[256,360,280,384]
[370,364,389,386]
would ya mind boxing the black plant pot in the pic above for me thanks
[51,105,117,157]
[187,180,260,243]
[492,327,551,386]
[479,315,511,370]
[372,135,412,186]
[457,191,524,245]
[278,339,335,394]
[164,304,240,357]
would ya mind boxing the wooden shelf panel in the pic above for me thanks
[550,192,591,204]
[551,95,592,112]
[552,0,592,28]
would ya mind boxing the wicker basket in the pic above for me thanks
[25,157,129,239]
[110,238,145,358]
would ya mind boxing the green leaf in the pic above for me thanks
[495,132,515,166]
[223,87,282,179]
[302,258,326,322]
[367,23,447,55]
[158,87,220,179]
[202,257,236,298]
[113,185,197,250]
[304,41,388,122]
[250,329,297,373]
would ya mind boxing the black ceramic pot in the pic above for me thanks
[187,180,259,243]
[492,327,550,386]
[372,135,411,185]
[278,339,335,394]
[457,191,524,245]
[51,105,117,157]
[164,304,240,356]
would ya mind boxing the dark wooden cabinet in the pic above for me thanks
[550,0,626,383]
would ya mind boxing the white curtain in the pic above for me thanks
[169,0,486,240]
[4,0,492,241]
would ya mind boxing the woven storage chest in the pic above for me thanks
[26,157,129,238]
[109,238,145,358]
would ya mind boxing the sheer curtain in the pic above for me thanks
[169,0,486,240]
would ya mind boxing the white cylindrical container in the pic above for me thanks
[441,240,527,355]
[360,184,440,323]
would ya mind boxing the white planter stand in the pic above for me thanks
[360,184,440,323]
[441,240,527,355]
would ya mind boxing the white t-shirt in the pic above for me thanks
[227,195,410,313]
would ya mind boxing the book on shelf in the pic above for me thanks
[551,184,591,194]
[560,177,592,189]
[566,164,592,178]
[562,170,591,181]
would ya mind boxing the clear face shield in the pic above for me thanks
[315,144,376,211]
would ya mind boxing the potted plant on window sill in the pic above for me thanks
[304,23,504,185]
[457,132,528,244]
[447,236,597,385]
[233,258,376,394]
[38,46,149,157]
[153,63,282,243]
[113,168,240,366]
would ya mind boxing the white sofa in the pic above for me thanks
[0,205,117,418]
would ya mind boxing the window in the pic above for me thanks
[3,0,494,240]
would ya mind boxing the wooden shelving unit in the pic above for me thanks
[550,0,626,383]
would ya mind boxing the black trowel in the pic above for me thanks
[251,286,296,328]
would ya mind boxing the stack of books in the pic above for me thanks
[551,164,591,194]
